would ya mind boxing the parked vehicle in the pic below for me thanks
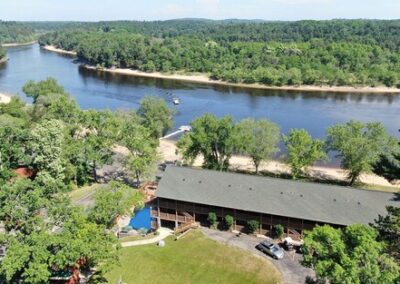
[257,241,284,259]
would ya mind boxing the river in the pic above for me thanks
[0,44,399,141]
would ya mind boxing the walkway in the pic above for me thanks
[201,227,315,284]
[120,228,173,247]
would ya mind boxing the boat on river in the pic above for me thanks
[172,97,180,105]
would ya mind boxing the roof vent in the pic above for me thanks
[199,180,202,184]
[280,192,283,195]
[182,178,186,182]
[357,202,361,205]
[333,198,337,202]
[249,187,253,191]
[228,184,231,187]
[300,194,303,198]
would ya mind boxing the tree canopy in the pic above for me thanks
[326,121,394,185]
[283,129,327,179]
[303,224,400,284]
[235,118,280,173]
[37,19,400,88]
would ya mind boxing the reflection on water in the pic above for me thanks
[0,44,399,144]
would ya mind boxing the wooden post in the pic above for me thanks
[234,209,237,231]
[157,198,161,228]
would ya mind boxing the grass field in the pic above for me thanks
[106,230,282,284]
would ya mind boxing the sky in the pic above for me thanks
[0,0,399,21]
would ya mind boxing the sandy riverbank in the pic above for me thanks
[42,45,400,94]
[82,65,400,94]
[1,41,37,48]
[0,57,9,65]
[41,45,77,56]
[0,92,11,104]
[157,139,400,190]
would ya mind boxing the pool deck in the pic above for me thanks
[120,228,173,247]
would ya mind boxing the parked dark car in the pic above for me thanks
[257,240,284,259]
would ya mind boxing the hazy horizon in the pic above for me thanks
[1,0,399,22]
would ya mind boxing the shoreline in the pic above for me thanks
[44,45,400,94]
[155,139,400,191]
[0,92,12,104]
[83,65,400,94]
[0,57,9,65]
[2,41,37,48]
[41,45,77,56]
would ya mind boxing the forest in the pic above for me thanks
[0,21,36,44]
[37,19,400,88]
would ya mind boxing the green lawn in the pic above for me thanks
[106,231,282,284]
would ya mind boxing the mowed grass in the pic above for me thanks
[106,231,282,284]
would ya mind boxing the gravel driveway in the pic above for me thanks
[201,227,315,284]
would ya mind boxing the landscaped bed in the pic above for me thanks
[106,230,282,284]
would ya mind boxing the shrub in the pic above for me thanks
[274,224,285,239]
[207,212,217,228]
[224,215,234,230]
[247,220,259,234]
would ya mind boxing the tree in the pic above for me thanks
[373,138,400,183]
[29,119,65,178]
[326,121,394,185]
[224,215,234,230]
[137,96,173,139]
[247,220,259,234]
[122,115,158,186]
[207,212,217,228]
[303,224,400,284]
[78,110,120,182]
[235,118,280,173]
[283,129,327,179]
[177,114,237,171]
[374,206,400,263]
[23,77,67,104]
[89,181,143,228]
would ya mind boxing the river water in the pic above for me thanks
[1,44,399,141]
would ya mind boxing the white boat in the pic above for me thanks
[172,97,180,105]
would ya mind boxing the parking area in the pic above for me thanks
[201,227,315,284]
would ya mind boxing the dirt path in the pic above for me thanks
[158,139,400,190]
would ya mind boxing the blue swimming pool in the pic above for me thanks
[129,206,152,231]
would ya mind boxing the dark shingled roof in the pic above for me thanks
[156,166,399,226]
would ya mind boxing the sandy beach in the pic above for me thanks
[157,139,400,190]
[82,65,400,94]
[42,45,400,94]
[1,41,37,47]
[0,92,11,104]
[41,45,77,56]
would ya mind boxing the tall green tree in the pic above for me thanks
[235,118,280,173]
[23,77,67,104]
[122,114,157,186]
[89,181,143,228]
[326,121,394,185]
[303,224,400,284]
[137,96,173,139]
[177,114,237,171]
[283,129,326,179]
[374,206,400,263]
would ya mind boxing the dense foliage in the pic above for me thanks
[303,224,400,283]
[38,19,400,87]
[0,78,164,282]
[0,46,5,60]
[178,114,398,185]
[0,21,36,44]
